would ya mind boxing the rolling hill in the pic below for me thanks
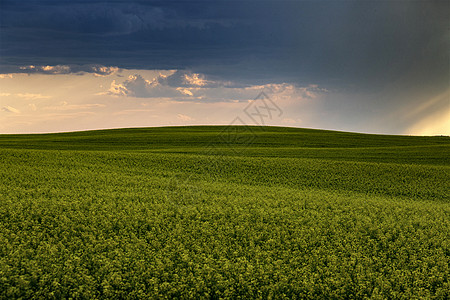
[0,126,449,298]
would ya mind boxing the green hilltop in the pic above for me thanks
[0,126,449,164]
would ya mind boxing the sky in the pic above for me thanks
[0,0,448,135]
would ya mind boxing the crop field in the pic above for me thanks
[0,126,449,298]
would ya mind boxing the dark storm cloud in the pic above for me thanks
[0,0,448,90]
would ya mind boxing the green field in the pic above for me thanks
[0,126,449,298]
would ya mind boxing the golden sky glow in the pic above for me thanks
[1,68,448,135]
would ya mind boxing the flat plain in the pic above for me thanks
[0,126,449,298]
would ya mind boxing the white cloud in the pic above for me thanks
[90,66,120,77]
[177,88,194,96]
[103,71,327,103]
[0,93,51,100]
[177,114,195,121]
[106,74,184,98]
[44,103,106,111]
[1,64,119,76]
[2,106,20,113]
[102,80,128,96]
[162,70,229,88]
[16,93,51,100]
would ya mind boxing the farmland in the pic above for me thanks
[0,126,449,298]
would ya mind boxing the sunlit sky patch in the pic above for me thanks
[0,0,448,135]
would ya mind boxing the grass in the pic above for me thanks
[0,126,449,298]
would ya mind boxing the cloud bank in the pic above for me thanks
[104,71,325,103]
[0,65,119,76]
[1,1,447,90]
[1,106,20,114]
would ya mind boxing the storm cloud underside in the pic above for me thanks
[0,0,448,134]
